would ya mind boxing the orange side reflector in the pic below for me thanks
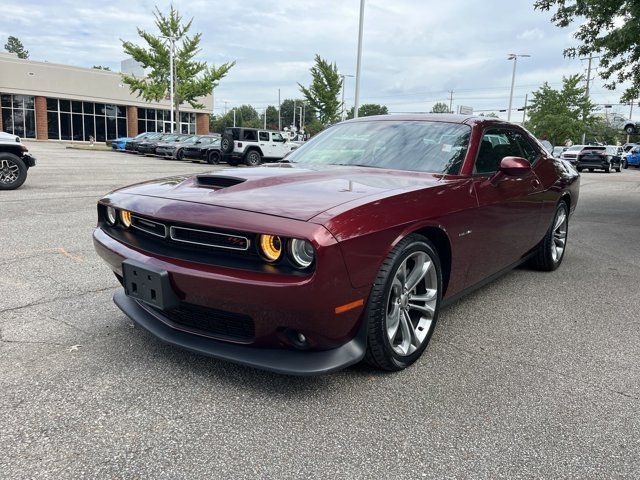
[335,299,364,314]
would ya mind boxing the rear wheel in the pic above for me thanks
[604,165,610,173]
[529,202,569,271]
[364,234,441,371]
[245,149,262,167]
[623,159,628,169]
[227,157,240,166]
[615,163,622,172]
[0,153,28,190]
[625,125,636,135]
[207,150,221,165]
[176,149,184,161]
[576,167,583,172]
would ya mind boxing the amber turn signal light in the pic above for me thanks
[258,234,282,262]
[120,210,132,228]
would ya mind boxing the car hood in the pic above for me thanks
[112,164,442,221]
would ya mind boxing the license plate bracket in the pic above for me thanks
[122,259,179,310]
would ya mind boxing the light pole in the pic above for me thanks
[161,35,178,132]
[353,0,366,118]
[340,74,354,121]
[507,53,530,122]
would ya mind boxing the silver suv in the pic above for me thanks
[220,127,297,166]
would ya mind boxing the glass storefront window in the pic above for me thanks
[44,98,128,141]
[1,93,36,139]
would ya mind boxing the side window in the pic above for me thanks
[513,132,540,164]
[272,132,285,143]
[259,131,269,142]
[474,129,522,174]
[242,130,257,141]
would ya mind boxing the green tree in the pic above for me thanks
[4,36,28,59]
[265,105,279,129]
[299,55,342,125]
[430,102,451,113]
[279,99,317,129]
[535,0,640,103]
[92,65,111,71]
[121,6,234,129]
[346,103,388,119]
[527,74,597,146]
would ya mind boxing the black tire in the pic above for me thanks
[623,160,628,169]
[529,202,569,272]
[604,165,610,173]
[589,168,594,172]
[615,164,622,172]
[625,125,636,135]
[0,153,28,190]
[227,157,240,166]
[176,149,184,161]
[576,167,583,172]
[220,133,234,154]
[364,234,442,371]
[244,149,262,167]
[207,150,221,165]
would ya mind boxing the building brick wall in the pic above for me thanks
[196,113,210,135]
[35,96,48,140]
[127,106,138,137]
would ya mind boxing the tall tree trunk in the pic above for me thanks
[174,97,180,133]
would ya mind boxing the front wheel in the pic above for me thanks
[623,160,628,169]
[604,165,610,173]
[176,149,184,161]
[0,153,28,190]
[364,234,441,371]
[207,150,221,165]
[529,202,569,271]
[615,164,622,172]
[625,125,636,135]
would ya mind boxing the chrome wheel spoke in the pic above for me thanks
[385,249,439,357]
[551,208,568,262]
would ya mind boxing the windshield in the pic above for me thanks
[286,120,470,174]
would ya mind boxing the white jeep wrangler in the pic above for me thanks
[0,131,36,190]
[219,127,298,166]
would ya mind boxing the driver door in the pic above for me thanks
[466,127,544,285]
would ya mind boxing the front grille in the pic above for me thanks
[170,226,250,251]
[152,303,255,341]
[131,216,167,238]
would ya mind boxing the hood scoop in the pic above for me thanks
[196,175,246,190]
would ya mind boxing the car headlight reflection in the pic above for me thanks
[120,210,132,228]
[289,238,315,268]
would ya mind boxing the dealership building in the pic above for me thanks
[0,53,212,142]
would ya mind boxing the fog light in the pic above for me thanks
[106,206,117,225]
[259,234,282,262]
[120,210,132,228]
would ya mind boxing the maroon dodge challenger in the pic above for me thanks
[93,115,579,375]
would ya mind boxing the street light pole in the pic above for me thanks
[278,88,281,131]
[507,53,530,122]
[353,0,366,118]
[340,74,354,121]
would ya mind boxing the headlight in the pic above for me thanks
[120,210,132,228]
[258,234,282,262]
[106,206,117,225]
[289,238,315,268]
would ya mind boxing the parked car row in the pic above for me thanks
[557,144,623,172]
[111,127,300,166]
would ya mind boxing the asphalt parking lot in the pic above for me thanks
[1,141,639,479]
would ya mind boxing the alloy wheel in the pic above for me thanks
[551,207,568,263]
[0,159,19,185]
[385,251,438,356]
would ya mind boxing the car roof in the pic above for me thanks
[342,113,525,128]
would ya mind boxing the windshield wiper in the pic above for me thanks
[329,163,381,169]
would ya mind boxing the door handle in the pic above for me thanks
[531,178,541,189]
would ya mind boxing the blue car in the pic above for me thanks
[111,132,153,151]
[624,146,640,168]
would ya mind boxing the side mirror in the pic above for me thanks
[499,156,531,176]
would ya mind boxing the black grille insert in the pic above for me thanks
[169,226,250,251]
[151,303,255,341]
[131,216,167,238]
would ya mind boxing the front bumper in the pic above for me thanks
[21,153,36,167]
[114,289,366,375]
[156,147,177,158]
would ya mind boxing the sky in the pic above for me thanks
[1,0,634,122]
